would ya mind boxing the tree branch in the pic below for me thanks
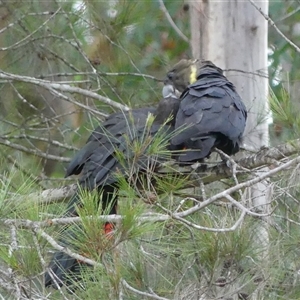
[158,0,189,43]
[0,70,129,112]
[2,153,299,231]
[121,278,170,300]
[0,137,71,162]
[34,227,101,267]
[248,0,300,54]
[4,138,300,208]
[177,154,300,218]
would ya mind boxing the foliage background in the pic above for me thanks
[1,1,300,299]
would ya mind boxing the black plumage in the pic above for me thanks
[44,84,180,288]
[169,60,247,162]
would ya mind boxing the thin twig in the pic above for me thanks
[248,0,300,54]
[34,227,101,267]
[156,202,248,232]
[158,0,189,43]
[3,134,78,151]
[177,154,300,218]
[214,148,245,200]
[225,68,269,79]
[121,278,170,300]
[0,70,129,111]
[38,71,161,81]
[32,231,69,299]
[0,8,61,51]
[276,5,300,22]
[0,11,63,35]
[0,137,70,162]
[60,5,101,90]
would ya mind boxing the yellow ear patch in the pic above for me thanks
[190,65,197,84]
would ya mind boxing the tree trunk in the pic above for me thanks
[189,1,270,299]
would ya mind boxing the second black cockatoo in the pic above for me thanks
[44,81,183,289]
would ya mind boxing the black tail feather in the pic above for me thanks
[45,251,80,287]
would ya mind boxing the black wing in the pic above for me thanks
[65,108,156,179]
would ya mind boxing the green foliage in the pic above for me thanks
[269,1,300,143]
[0,0,190,177]
[269,84,300,142]
[69,190,115,258]
[2,1,300,299]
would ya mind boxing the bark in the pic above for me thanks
[189,1,270,298]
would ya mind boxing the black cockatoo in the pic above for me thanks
[167,60,247,162]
